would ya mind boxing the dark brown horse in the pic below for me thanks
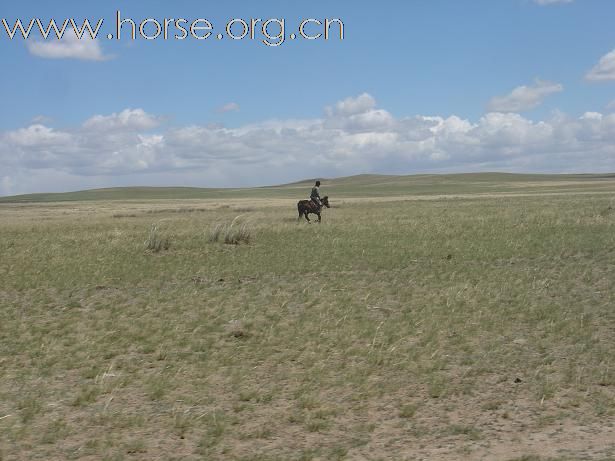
[297,196,330,223]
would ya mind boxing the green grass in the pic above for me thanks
[1,176,615,460]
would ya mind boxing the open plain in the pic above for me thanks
[1,174,615,460]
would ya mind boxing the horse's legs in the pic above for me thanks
[304,212,311,223]
[317,212,321,223]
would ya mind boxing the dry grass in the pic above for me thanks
[208,216,253,245]
[0,189,614,460]
[144,223,171,252]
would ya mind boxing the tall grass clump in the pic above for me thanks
[208,216,252,245]
[145,223,170,252]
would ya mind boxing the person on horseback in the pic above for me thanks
[310,180,322,209]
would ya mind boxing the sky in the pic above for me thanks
[1,0,615,196]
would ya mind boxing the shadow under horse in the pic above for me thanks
[297,196,330,223]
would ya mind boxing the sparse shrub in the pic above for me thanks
[197,412,226,450]
[226,319,247,338]
[224,223,251,244]
[446,424,481,440]
[72,385,100,407]
[428,375,447,399]
[145,224,170,252]
[306,417,329,432]
[146,376,168,401]
[18,397,42,423]
[41,418,70,444]
[172,408,196,438]
[208,216,252,245]
[398,403,418,418]
[125,439,147,454]
[208,223,224,243]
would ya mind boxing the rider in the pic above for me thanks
[310,180,322,208]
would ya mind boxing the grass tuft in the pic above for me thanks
[208,216,253,245]
[144,223,170,252]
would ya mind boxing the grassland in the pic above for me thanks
[1,173,615,460]
[1,172,615,203]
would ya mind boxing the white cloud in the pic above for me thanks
[580,112,602,121]
[26,31,111,61]
[2,93,615,196]
[6,124,72,147]
[586,49,615,82]
[217,102,240,113]
[82,109,161,131]
[487,80,563,113]
[327,93,376,117]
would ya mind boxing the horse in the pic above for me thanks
[297,196,330,223]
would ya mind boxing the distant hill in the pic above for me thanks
[1,172,614,203]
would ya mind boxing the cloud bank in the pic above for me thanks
[1,93,615,196]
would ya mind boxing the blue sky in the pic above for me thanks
[1,0,615,195]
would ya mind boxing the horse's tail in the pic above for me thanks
[297,201,303,219]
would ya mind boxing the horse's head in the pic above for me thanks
[321,196,330,208]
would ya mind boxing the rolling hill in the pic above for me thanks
[1,172,614,203]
